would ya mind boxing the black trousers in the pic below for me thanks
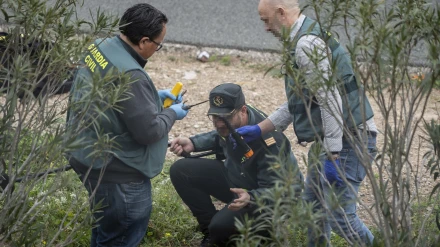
[170,158,259,246]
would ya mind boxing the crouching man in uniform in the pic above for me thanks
[169,83,303,247]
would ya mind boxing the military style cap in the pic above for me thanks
[208,83,245,115]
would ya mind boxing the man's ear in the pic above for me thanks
[277,7,287,19]
[138,37,149,50]
[240,105,248,114]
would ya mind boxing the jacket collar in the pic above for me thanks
[289,14,306,41]
[117,35,148,67]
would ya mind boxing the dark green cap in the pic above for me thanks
[208,83,245,116]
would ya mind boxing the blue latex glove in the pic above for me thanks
[169,103,188,120]
[158,89,181,104]
[173,92,183,104]
[175,93,183,104]
[324,158,343,186]
[235,125,262,143]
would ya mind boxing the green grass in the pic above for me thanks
[410,200,440,245]
[6,159,440,247]
[219,56,231,66]
[19,170,91,246]
[16,161,200,247]
[141,161,201,246]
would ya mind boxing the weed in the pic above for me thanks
[208,54,218,62]
[220,56,231,66]
[207,54,232,66]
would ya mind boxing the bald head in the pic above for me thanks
[260,0,299,10]
[258,0,300,38]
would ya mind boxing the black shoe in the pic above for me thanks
[200,234,211,247]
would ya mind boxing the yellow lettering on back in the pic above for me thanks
[84,55,96,72]
[100,61,108,69]
[89,47,108,70]
[85,44,109,71]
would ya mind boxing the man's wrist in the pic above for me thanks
[258,119,275,135]
[246,192,256,208]
[248,192,255,202]
[328,152,340,160]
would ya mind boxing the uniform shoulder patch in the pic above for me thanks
[264,137,276,146]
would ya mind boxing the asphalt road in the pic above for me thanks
[77,0,277,51]
[76,0,438,65]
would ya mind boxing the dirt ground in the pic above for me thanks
[146,43,440,228]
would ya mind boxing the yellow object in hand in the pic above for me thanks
[163,82,183,108]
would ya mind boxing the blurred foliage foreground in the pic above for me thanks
[1,0,440,246]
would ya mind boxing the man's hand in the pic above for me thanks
[158,89,176,104]
[169,103,188,120]
[169,137,194,156]
[228,188,251,211]
[324,158,344,187]
[158,89,183,105]
[235,125,262,143]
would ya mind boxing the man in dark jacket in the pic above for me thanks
[66,3,188,246]
[169,83,303,247]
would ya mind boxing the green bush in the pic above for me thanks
[234,0,440,246]
[0,0,119,245]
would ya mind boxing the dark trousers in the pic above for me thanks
[170,158,259,246]
[84,179,152,247]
